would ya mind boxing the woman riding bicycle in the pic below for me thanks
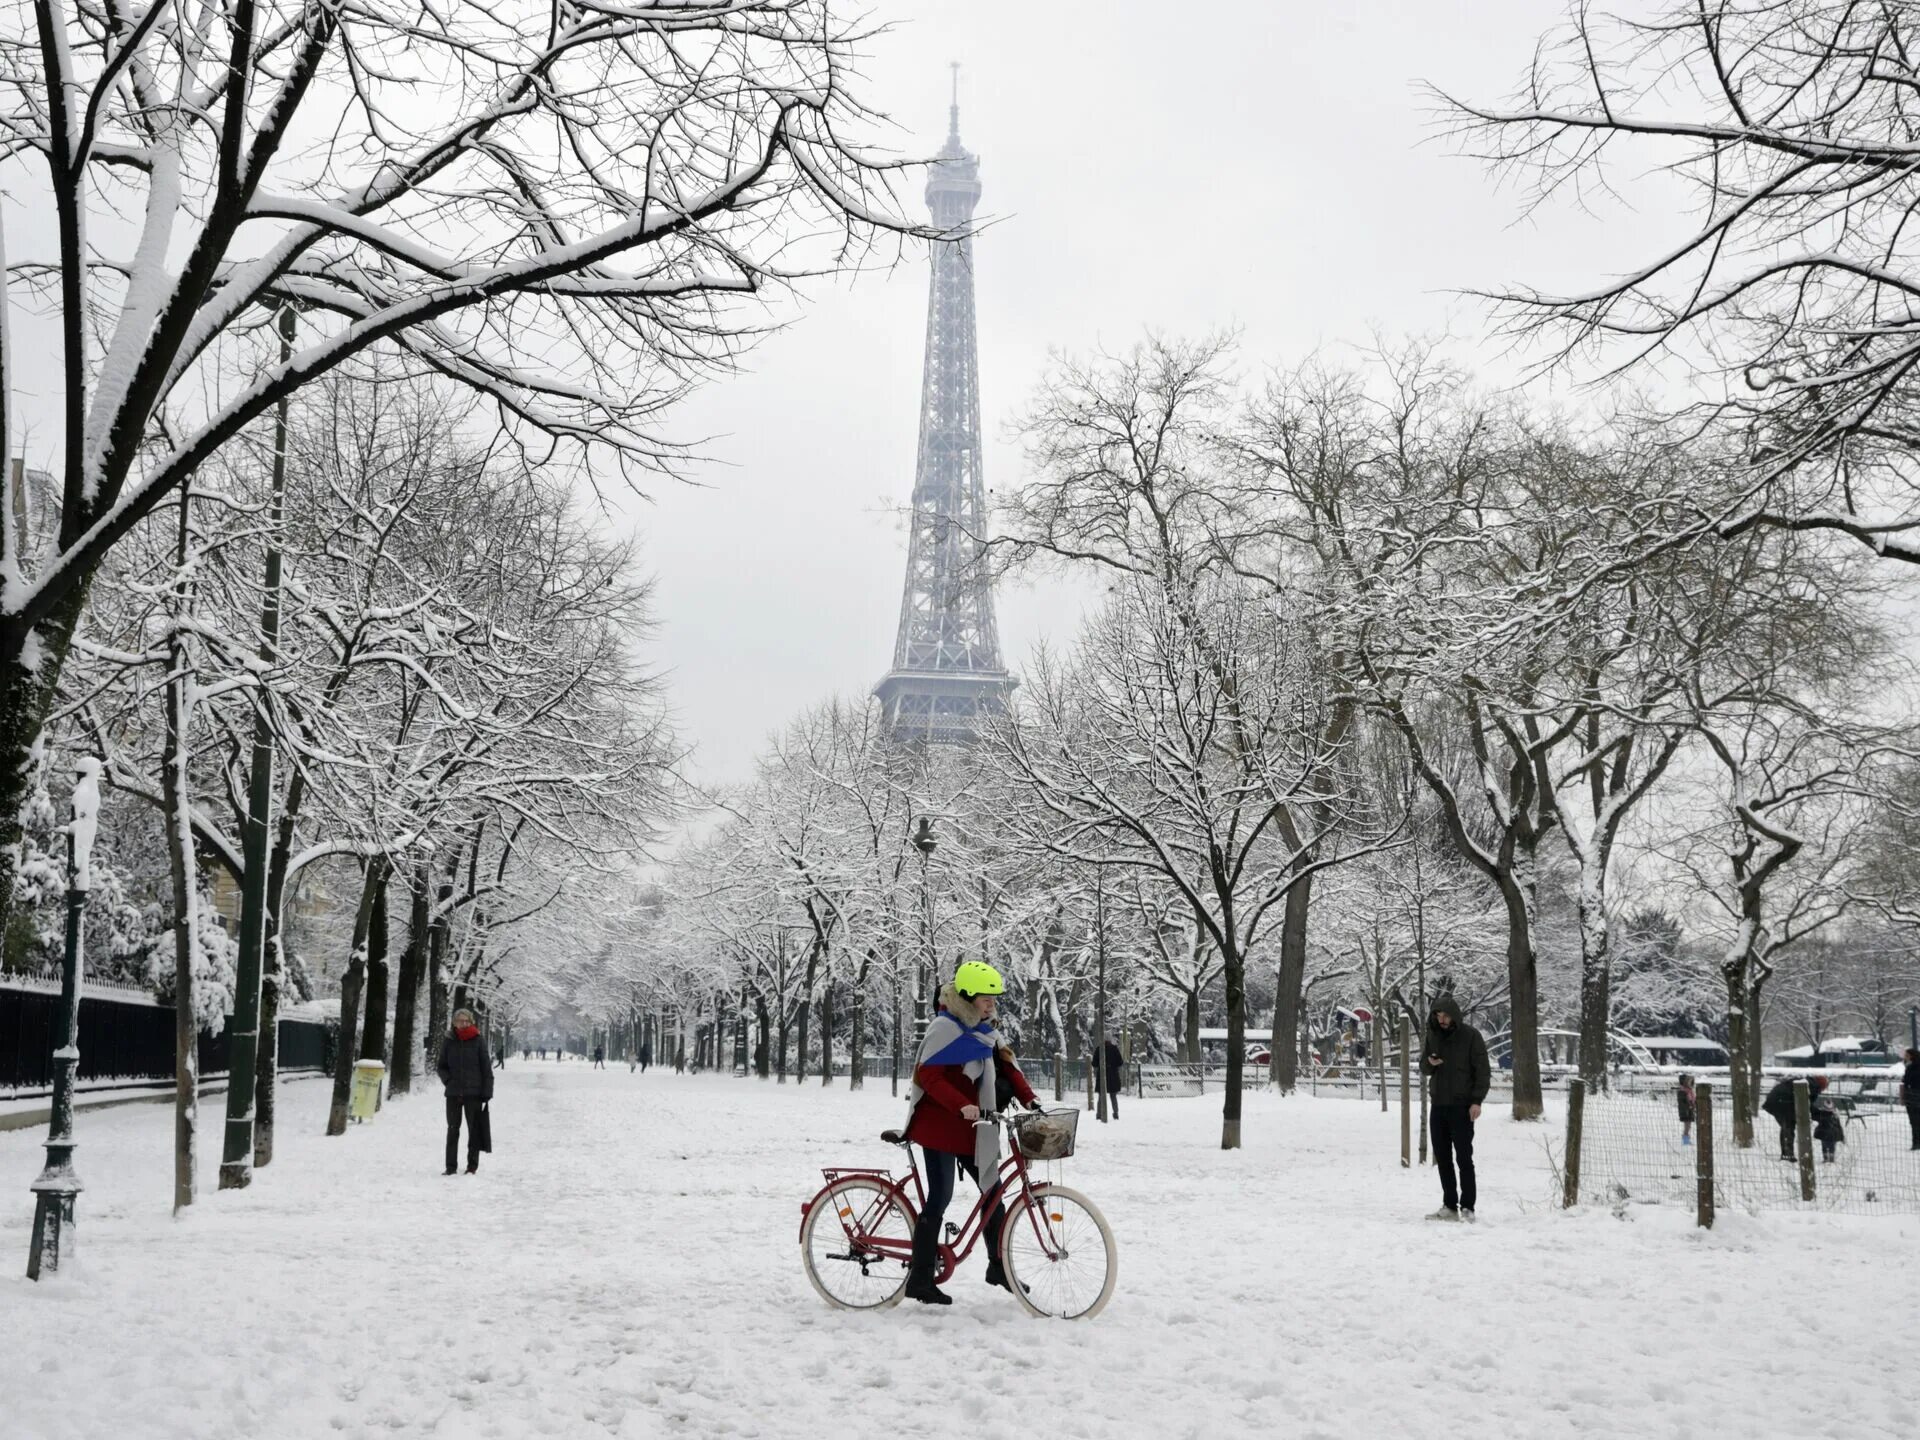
[903,959,1044,1306]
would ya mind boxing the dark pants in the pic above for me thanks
[1773,1115,1796,1158]
[1906,1104,1920,1149]
[910,1147,1006,1281]
[1430,1103,1477,1212]
[1103,1078,1121,1118]
[445,1096,484,1171]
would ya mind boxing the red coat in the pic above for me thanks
[907,1050,1037,1157]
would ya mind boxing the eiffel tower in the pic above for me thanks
[874,76,1011,744]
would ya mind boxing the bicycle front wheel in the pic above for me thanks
[1001,1183,1117,1319]
[800,1176,916,1311]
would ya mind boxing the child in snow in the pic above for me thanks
[1677,1074,1696,1146]
[1812,1097,1846,1163]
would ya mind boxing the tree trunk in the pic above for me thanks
[755,995,770,1077]
[359,868,392,1064]
[1270,877,1311,1093]
[217,304,295,1191]
[254,769,307,1170]
[388,864,430,1095]
[161,533,199,1212]
[776,1002,791,1083]
[820,986,834,1085]
[1184,987,1201,1065]
[325,864,385,1136]
[1499,874,1545,1121]
[1221,940,1245,1150]
[1574,874,1613,1091]
[1724,968,1755,1147]
[1066,978,1086,1061]
[850,983,865,1090]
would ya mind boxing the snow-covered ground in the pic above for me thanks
[2,1063,1915,1439]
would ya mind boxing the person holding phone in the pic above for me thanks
[1424,994,1490,1221]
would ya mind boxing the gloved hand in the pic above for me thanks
[1026,1095,1046,1112]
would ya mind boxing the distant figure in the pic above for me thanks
[1676,1074,1696,1147]
[593,1045,606,1070]
[1903,1048,1920,1151]
[436,1008,494,1176]
[1761,1075,1829,1160]
[522,1047,531,1062]
[538,1047,547,1061]
[1423,993,1490,1222]
[640,1040,652,1073]
[1099,1039,1124,1120]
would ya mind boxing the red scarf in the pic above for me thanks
[454,1025,480,1041]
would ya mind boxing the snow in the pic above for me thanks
[67,757,102,890]
[2,1066,1916,1438]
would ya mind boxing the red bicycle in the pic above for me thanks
[798,1106,1117,1319]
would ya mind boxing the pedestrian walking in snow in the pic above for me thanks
[1099,1038,1124,1120]
[1761,1075,1827,1160]
[1677,1074,1696,1146]
[1423,993,1489,1221]
[640,1040,652,1073]
[593,1045,605,1069]
[903,960,1044,1306]
[437,1008,495,1175]
[1902,1048,1920,1151]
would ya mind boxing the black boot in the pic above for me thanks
[984,1259,1029,1296]
[904,1272,952,1305]
[904,1222,951,1305]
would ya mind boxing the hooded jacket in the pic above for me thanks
[437,1027,495,1101]
[906,984,1037,1159]
[1762,1075,1825,1121]
[1424,995,1490,1108]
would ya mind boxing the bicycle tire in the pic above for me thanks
[800,1176,917,1311]
[1000,1182,1117,1320]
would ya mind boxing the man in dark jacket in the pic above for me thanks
[1099,1038,1124,1120]
[1902,1049,1920,1151]
[437,1008,494,1175]
[1762,1074,1827,1159]
[1423,994,1490,1221]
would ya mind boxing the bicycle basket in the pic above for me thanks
[1013,1108,1078,1161]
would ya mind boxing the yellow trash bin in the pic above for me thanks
[349,1059,386,1122]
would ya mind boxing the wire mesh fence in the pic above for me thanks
[1563,1079,1920,1218]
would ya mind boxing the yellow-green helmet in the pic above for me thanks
[953,960,1005,997]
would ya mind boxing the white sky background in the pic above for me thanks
[634,0,1672,786]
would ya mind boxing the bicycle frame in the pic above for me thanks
[801,1123,1070,1282]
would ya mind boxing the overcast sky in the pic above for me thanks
[2,2,1670,789]
[626,0,1667,786]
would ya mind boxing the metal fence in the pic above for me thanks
[1,983,333,1094]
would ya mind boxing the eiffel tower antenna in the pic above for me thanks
[874,77,1011,744]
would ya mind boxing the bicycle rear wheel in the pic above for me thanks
[801,1176,916,1310]
[1001,1183,1116,1319]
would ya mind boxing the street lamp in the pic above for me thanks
[913,817,937,1054]
[28,759,101,1280]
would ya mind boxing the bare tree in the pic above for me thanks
[1444,0,1920,567]
[0,0,917,938]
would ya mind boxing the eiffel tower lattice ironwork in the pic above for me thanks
[874,80,1012,744]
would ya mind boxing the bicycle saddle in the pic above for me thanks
[880,1128,907,1146]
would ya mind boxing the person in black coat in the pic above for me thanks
[1901,1048,1920,1151]
[1423,994,1490,1221]
[437,1008,495,1175]
[1761,1074,1827,1160]
[1099,1039,1124,1120]
[1676,1074,1696,1147]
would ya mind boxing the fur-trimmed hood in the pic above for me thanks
[937,983,987,1030]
